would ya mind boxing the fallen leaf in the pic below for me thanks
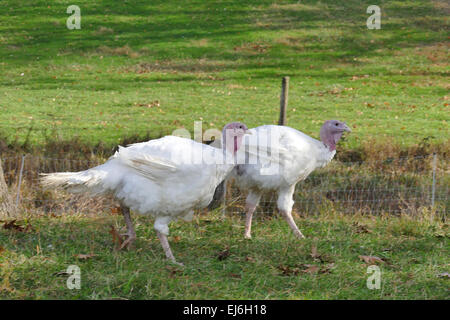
[172,236,181,243]
[278,265,301,276]
[311,245,320,259]
[75,253,97,260]
[137,100,160,108]
[3,220,31,232]
[165,266,180,278]
[229,273,241,279]
[216,247,230,261]
[0,246,5,255]
[303,263,334,274]
[437,272,450,279]
[245,256,255,262]
[3,220,23,231]
[320,263,335,274]
[310,245,333,263]
[302,264,320,274]
[278,263,334,276]
[110,207,120,214]
[350,74,369,81]
[353,222,372,234]
[109,225,123,249]
[359,255,385,265]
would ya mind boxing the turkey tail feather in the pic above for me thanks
[40,170,106,195]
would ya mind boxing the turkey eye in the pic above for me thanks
[335,123,339,126]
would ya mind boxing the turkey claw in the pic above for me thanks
[119,233,136,250]
[171,260,184,267]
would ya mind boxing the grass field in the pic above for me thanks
[0,0,449,300]
[0,210,448,299]
[0,0,448,151]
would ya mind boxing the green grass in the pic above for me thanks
[0,210,448,299]
[0,0,448,149]
[0,0,448,301]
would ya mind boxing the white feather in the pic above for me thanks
[233,125,336,210]
[41,135,235,232]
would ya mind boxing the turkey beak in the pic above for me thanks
[343,123,352,132]
[245,129,253,135]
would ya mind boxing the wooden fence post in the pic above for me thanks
[0,157,18,218]
[15,154,26,207]
[278,76,289,126]
[431,153,437,207]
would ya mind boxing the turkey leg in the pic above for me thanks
[156,231,183,266]
[119,205,136,250]
[244,192,262,239]
[280,209,305,239]
[277,186,305,239]
[244,204,257,239]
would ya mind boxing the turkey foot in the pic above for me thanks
[119,231,136,250]
[156,231,184,266]
[280,210,305,239]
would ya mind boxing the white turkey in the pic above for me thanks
[232,120,351,239]
[41,122,251,265]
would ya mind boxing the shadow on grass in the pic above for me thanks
[1,0,447,75]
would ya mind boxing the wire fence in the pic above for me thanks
[224,154,448,216]
[1,153,448,217]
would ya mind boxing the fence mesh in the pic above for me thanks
[1,154,448,216]
[224,154,448,216]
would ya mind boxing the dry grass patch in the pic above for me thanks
[189,38,209,47]
[130,59,230,74]
[269,2,323,12]
[432,0,450,14]
[93,26,114,36]
[226,84,258,90]
[275,36,306,49]
[233,42,271,55]
[415,42,450,66]
[95,45,140,58]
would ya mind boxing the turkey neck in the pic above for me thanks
[320,129,342,152]
[221,133,242,156]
